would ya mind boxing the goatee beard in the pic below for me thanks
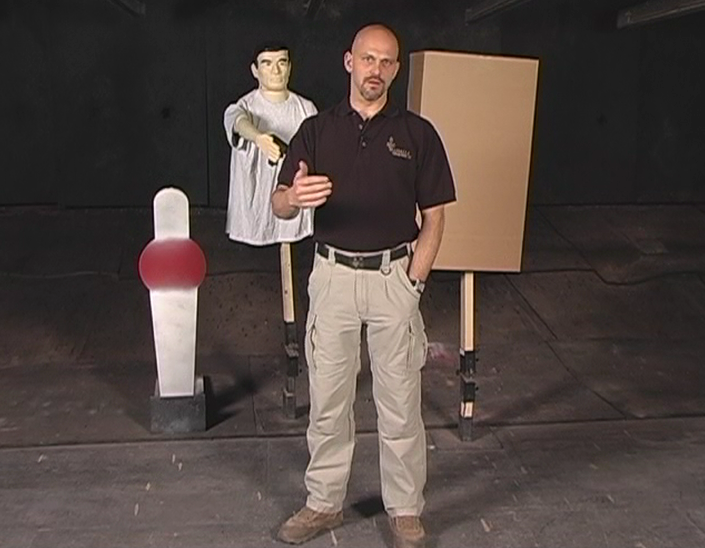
[361,86,384,101]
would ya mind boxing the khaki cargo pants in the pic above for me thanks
[303,244,428,517]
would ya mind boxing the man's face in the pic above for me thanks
[344,29,399,102]
[252,50,291,92]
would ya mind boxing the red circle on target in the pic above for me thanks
[138,238,206,290]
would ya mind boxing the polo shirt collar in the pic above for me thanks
[335,98,400,118]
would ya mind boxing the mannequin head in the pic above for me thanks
[344,25,400,104]
[251,42,291,93]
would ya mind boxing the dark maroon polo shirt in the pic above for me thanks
[279,99,456,252]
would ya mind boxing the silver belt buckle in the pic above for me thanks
[351,256,364,269]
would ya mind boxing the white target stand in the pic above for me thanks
[139,188,208,434]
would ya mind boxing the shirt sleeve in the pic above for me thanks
[223,97,250,149]
[415,121,457,210]
[278,117,316,187]
[305,99,318,117]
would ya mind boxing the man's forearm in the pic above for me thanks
[407,205,445,282]
[271,185,301,219]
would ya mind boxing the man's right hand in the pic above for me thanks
[255,133,283,162]
[287,161,332,209]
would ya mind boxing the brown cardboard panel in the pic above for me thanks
[408,51,539,272]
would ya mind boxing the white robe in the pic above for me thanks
[223,89,317,246]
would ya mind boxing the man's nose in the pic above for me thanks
[272,64,281,74]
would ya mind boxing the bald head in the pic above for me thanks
[345,24,400,109]
[351,24,399,58]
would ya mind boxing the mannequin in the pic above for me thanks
[224,43,317,245]
[223,43,317,416]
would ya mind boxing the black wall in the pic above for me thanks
[1,0,703,207]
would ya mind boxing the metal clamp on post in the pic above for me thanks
[283,322,299,419]
[459,350,477,441]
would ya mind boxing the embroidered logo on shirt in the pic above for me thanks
[386,137,412,160]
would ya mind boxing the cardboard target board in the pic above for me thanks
[408,51,539,272]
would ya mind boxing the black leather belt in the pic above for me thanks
[317,243,409,270]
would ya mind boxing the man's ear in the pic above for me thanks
[250,62,259,80]
[343,51,353,74]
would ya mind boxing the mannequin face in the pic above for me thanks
[344,27,399,103]
[251,49,291,92]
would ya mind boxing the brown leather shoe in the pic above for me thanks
[389,515,426,548]
[277,506,343,544]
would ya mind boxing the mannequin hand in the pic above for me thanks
[255,133,282,162]
[288,161,332,209]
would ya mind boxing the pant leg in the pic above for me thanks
[364,257,428,517]
[304,254,362,513]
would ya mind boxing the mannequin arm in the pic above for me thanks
[235,114,283,162]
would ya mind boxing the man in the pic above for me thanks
[272,25,456,548]
[223,43,317,245]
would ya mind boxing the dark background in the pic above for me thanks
[1,0,703,207]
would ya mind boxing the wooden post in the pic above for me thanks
[280,243,299,418]
[459,271,478,441]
